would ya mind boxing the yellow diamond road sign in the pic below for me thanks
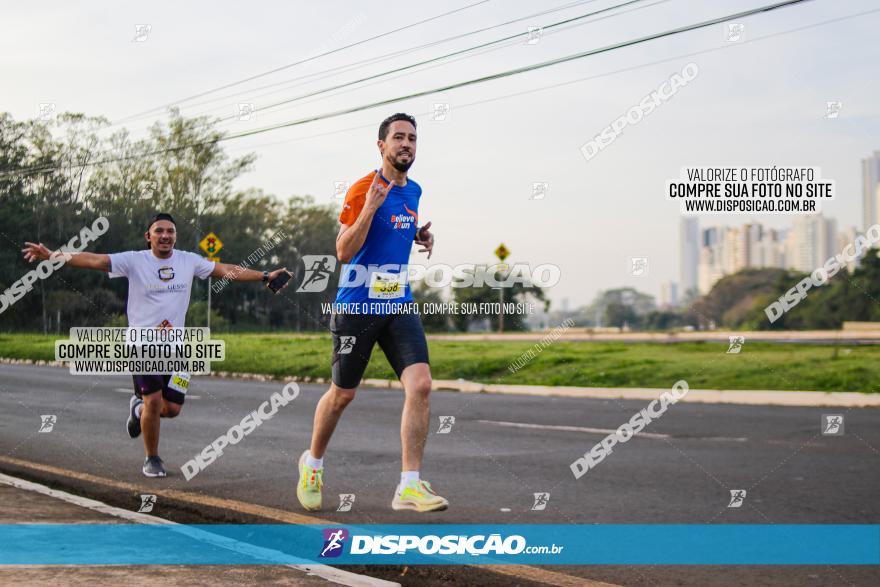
[200,232,223,256]
[494,243,509,262]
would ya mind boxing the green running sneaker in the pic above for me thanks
[392,479,448,512]
[296,450,323,511]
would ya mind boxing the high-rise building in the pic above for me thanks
[756,228,785,268]
[679,217,699,296]
[695,217,839,293]
[721,226,740,274]
[862,150,880,230]
[697,231,726,294]
[660,281,679,308]
[837,226,862,273]
[702,226,718,248]
[785,214,837,272]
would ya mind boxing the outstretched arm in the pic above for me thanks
[22,242,110,271]
[211,262,289,286]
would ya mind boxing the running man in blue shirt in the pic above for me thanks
[296,113,447,513]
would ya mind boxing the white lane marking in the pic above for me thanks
[478,419,747,442]
[478,419,671,439]
[0,472,398,587]
[113,388,201,399]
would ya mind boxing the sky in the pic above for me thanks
[3,0,879,310]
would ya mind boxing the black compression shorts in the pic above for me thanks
[330,310,429,389]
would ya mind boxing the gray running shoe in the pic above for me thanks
[127,396,143,439]
[142,456,166,478]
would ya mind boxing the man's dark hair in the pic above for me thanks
[378,113,416,141]
[147,213,176,231]
[145,213,176,248]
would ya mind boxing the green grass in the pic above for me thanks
[2,333,878,392]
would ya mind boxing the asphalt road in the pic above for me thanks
[1,364,879,586]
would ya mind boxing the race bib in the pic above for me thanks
[369,271,404,299]
[168,371,191,394]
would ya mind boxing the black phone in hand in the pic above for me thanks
[267,270,292,293]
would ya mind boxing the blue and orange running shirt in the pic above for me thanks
[335,170,421,312]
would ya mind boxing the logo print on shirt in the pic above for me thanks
[390,204,418,230]
[158,266,175,281]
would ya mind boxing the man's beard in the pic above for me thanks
[390,152,414,172]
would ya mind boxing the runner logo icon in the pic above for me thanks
[38,414,57,433]
[531,492,550,511]
[338,336,356,355]
[728,490,746,508]
[138,494,157,513]
[337,494,356,512]
[320,528,349,558]
[436,416,455,434]
[821,414,844,435]
[297,255,337,293]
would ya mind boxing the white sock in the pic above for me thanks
[306,452,323,470]
[399,471,419,493]
[134,403,143,419]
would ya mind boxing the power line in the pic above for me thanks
[1,0,814,179]
[105,5,880,163]
[207,0,651,125]
[115,0,492,124]
[220,0,815,137]
[117,0,604,126]
[228,5,878,157]
[108,0,635,138]
[201,0,669,135]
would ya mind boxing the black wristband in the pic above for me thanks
[262,271,269,282]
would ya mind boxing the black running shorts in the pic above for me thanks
[330,310,429,389]
[132,374,186,405]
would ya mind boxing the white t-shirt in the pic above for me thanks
[108,249,215,328]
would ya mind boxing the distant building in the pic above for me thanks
[679,217,699,295]
[862,150,880,230]
[696,215,837,293]
[659,281,679,309]
[755,228,785,268]
[698,239,726,294]
[837,226,863,273]
[785,214,837,273]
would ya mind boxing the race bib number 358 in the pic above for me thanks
[369,272,404,299]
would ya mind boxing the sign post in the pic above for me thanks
[199,232,223,330]
[494,244,510,333]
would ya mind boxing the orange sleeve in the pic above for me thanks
[339,171,384,225]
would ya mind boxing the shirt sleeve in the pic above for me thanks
[339,171,382,225]
[190,252,216,280]
[107,251,137,279]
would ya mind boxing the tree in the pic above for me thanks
[450,267,548,332]
[584,287,655,328]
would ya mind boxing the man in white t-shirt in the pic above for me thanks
[22,213,290,478]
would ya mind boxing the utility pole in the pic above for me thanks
[494,244,510,333]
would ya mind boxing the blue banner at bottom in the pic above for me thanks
[1,524,878,565]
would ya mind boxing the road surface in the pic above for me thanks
[1,364,878,586]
